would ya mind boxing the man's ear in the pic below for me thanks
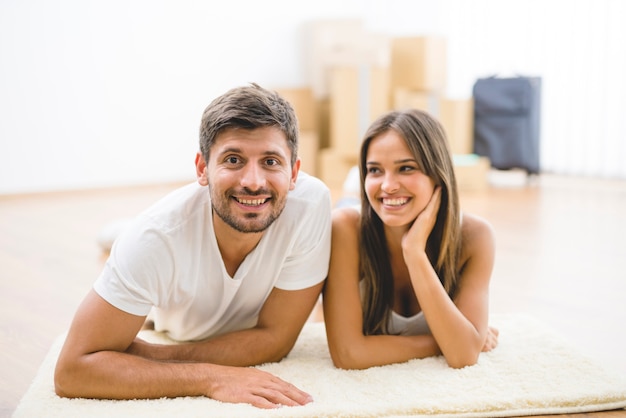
[195,152,208,186]
[289,158,301,191]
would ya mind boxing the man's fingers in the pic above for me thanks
[260,378,313,407]
[246,382,313,409]
[249,395,281,409]
[208,367,312,409]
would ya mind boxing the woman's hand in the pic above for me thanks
[482,326,499,352]
[402,186,442,253]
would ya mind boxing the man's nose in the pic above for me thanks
[240,163,266,191]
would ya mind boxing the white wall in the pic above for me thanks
[0,0,445,194]
[1,0,624,194]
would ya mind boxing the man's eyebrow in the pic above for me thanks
[215,146,243,155]
[217,147,287,159]
[261,150,287,157]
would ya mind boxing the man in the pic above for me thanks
[54,84,331,409]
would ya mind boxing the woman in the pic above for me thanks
[323,109,498,370]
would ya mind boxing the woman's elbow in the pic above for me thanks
[329,346,368,370]
[54,363,77,398]
[445,349,480,369]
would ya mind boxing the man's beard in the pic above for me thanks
[211,188,287,233]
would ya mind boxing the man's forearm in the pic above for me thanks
[55,350,211,400]
[55,347,313,408]
[128,326,292,366]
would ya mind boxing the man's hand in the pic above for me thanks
[206,364,313,409]
[124,334,313,409]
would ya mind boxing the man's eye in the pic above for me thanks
[265,158,279,166]
[226,156,240,164]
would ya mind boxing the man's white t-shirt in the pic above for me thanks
[94,172,331,342]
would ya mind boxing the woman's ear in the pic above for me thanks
[195,152,208,186]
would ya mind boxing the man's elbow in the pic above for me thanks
[265,349,290,364]
[54,357,87,398]
[263,338,297,364]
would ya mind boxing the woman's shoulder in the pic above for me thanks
[460,212,495,255]
[331,206,361,234]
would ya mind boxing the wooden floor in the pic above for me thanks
[1,172,625,417]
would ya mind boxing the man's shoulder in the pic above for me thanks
[143,182,205,212]
[290,171,330,202]
[279,172,331,226]
[138,181,208,230]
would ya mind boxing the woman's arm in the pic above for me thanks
[322,208,440,370]
[404,204,496,368]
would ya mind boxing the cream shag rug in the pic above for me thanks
[13,314,626,418]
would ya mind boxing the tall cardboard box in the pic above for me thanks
[393,88,440,116]
[440,98,474,155]
[329,66,390,156]
[274,87,317,132]
[298,131,320,176]
[318,148,359,191]
[329,67,360,156]
[390,36,447,92]
[315,98,331,150]
[305,19,390,98]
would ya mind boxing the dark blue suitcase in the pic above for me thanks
[472,76,541,175]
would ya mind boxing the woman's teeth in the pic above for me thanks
[383,198,408,206]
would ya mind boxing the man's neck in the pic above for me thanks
[212,214,264,278]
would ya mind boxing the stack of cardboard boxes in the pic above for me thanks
[308,19,391,191]
[271,87,319,178]
[273,20,490,193]
[389,35,490,192]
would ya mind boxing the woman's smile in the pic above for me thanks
[381,196,410,207]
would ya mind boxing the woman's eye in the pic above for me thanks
[400,165,415,172]
[367,167,380,174]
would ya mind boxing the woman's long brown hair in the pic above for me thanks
[359,109,462,335]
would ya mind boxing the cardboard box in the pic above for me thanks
[305,19,390,98]
[315,98,331,150]
[329,66,390,156]
[329,67,360,155]
[440,98,474,155]
[390,36,447,92]
[392,88,440,116]
[318,148,359,191]
[274,87,317,132]
[453,154,490,192]
[298,130,320,176]
[391,92,473,156]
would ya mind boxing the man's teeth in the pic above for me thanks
[237,198,267,206]
[383,198,408,206]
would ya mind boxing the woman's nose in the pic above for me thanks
[381,174,399,194]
